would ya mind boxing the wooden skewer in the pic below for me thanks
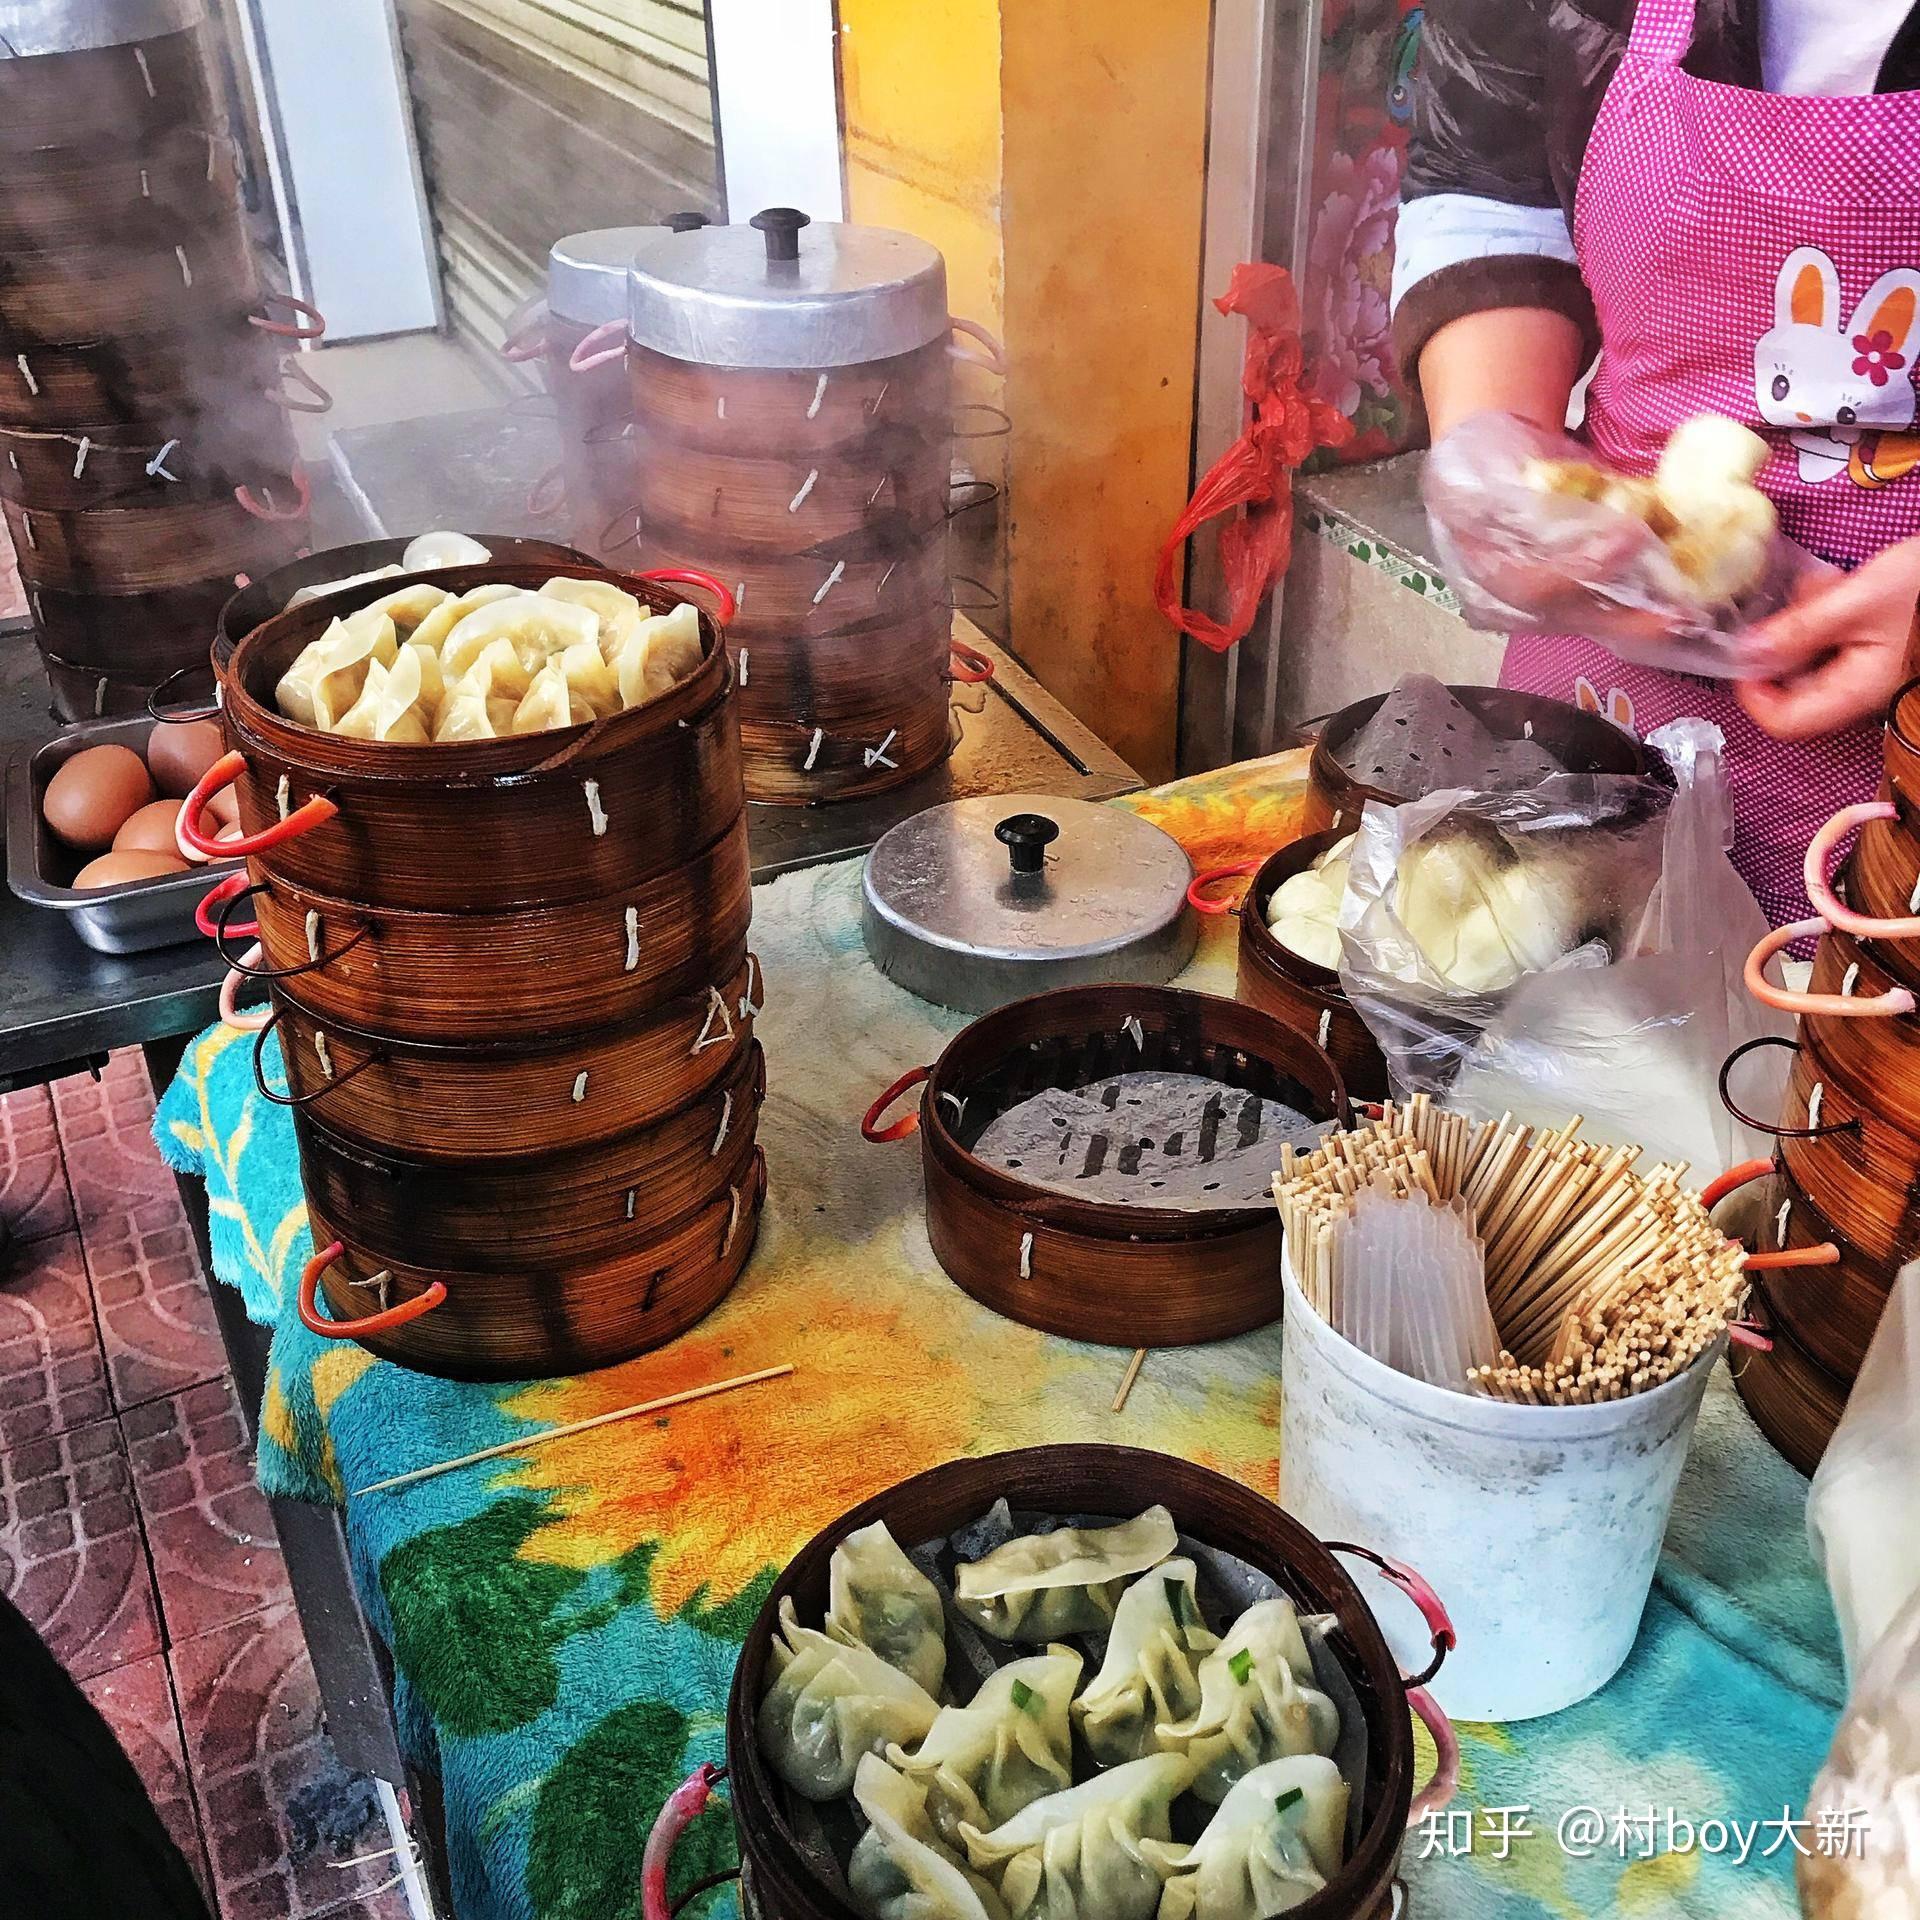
[352,1364,795,1496]
[1112,1347,1149,1413]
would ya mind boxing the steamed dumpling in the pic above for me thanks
[827,1520,947,1697]
[511,657,592,734]
[1156,1599,1340,1805]
[401,530,492,570]
[959,1753,1193,1920]
[1072,1559,1219,1766]
[887,1647,1081,1847]
[1143,1755,1349,1920]
[332,648,430,744]
[757,1596,939,1801]
[406,582,523,656]
[287,563,404,608]
[538,575,646,661]
[954,1507,1177,1643]
[274,606,399,730]
[610,600,704,707]
[433,685,517,743]
[404,638,445,717]
[557,640,621,721]
[848,1755,1009,1920]
[438,590,599,679]
[363,581,451,634]
[456,635,535,707]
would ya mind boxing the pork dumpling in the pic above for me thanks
[958,1753,1193,1920]
[756,1596,939,1801]
[275,606,399,730]
[1072,1559,1218,1767]
[1156,1599,1340,1806]
[362,581,451,635]
[401,529,492,570]
[511,657,592,734]
[826,1520,947,1697]
[286,563,404,608]
[406,582,523,656]
[1142,1755,1349,1920]
[456,635,535,707]
[887,1647,1081,1847]
[432,685,517,743]
[610,600,704,708]
[439,590,599,678]
[848,1755,1009,1920]
[557,640,621,721]
[954,1507,1178,1643]
[332,649,430,744]
[538,575,646,661]
[404,639,445,719]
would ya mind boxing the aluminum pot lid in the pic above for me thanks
[548,215,709,327]
[1,0,202,56]
[627,209,948,369]
[863,794,1194,972]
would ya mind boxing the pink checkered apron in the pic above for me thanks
[1500,0,1920,929]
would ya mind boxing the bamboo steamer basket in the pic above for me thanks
[740,672,956,806]
[0,396,296,509]
[722,1445,1449,1920]
[0,218,259,349]
[1187,831,1388,1104]
[0,122,238,250]
[1304,685,1652,835]
[3,493,297,594]
[255,950,762,1163]
[1794,923,1920,1177]
[290,1039,764,1270]
[863,985,1347,1347]
[197,561,744,912]
[299,1148,766,1378]
[1734,1280,1850,1477]
[0,318,288,431]
[0,21,214,152]
[1754,1164,1896,1382]
[1836,814,1920,987]
[233,811,752,1044]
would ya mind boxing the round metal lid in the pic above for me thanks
[627,210,948,370]
[861,794,1197,1013]
[3,0,202,56]
[548,215,709,326]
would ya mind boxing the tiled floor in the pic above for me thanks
[0,1052,408,1919]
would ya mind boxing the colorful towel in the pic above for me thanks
[156,750,1842,1920]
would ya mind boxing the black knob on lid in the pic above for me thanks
[750,206,811,263]
[995,812,1059,876]
[665,210,712,233]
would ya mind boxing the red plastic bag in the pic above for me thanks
[1155,265,1355,653]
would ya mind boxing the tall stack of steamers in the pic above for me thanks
[194,562,763,1380]
[0,0,309,720]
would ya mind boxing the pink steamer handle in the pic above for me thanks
[218,947,272,1032]
[1806,799,1920,940]
[639,567,738,628]
[1744,917,1914,1019]
[642,1763,728,1920]
[1186,858,1262,916]
[569,319,627,375]
[949,316,1007,374]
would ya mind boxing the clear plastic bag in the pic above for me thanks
[1337,720,1791,1176]
[1423,411,1805,678]
[1799,1264,1920,1920]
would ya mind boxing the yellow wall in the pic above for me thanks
[839,0,1210,782]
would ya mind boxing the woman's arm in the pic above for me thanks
[1416,306,1587,442]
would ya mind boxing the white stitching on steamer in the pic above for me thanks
[803,727,824,772]
[737,651,749,686]
[583,779,608,836]
[624,906,640,972]
[175,245,192,288]
[146,440,180,481]
[788,469,819,513]
[305,910,322,964]
[863,729,898,771]
[1123,1015,1145,1051]
[1019,1232,1034,1279]
[1776,1198,1791,1248]
[314,1032,335,1079]
[806,373,829,419]
[812,560,846,606]
[1841,963,1860,997]
[711,1090,732,1157]
[722,1182,744,1255]
[275,775,291,821]
[133,46,155,94]
[15,355,37,396]
[738,953,762,1021]
[1317,1008,1332,1049]
[691,985,735,1054]
[1807,1082,1825,1131]
[571,1071,589,1103]
[72,436,89,478]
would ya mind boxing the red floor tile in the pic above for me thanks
[0,1416,161,1681]
[125,1376,288,1645]
[172,1601,393,1920]
[52,1051,182,1229]
[0,1230,112,1447]
[84,1194,226,1411]
[80,1652,214,1904]
[0,1083,75,1244]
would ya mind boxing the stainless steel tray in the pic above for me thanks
[6,716,240,955]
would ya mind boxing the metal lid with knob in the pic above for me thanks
[548,216,710,328]
[626,208,949,370]
[861,793,1198,1013]
[2,0,203,56]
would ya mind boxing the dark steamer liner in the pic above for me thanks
[872,985,1346,1347]
[304,1148,766,1379]
[727,1446,1415,1920]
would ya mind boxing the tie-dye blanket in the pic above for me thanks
[155,749,1842,1920]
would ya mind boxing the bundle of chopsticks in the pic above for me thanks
[1273,1096,1748,1405]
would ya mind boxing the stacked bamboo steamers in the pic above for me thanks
[1726,678,1920,1471]
[0,0,309,720]
[623,210,972,802]
[193,562,764,1380]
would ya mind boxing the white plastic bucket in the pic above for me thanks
[1279,1252,1721,1721]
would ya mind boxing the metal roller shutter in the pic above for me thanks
[395,0,721,352]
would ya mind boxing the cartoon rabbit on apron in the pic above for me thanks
[1499,0,1920,930]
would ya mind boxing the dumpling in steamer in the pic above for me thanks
[1156,1598,1340,1805]
[456,636,536,708]
[274,607,398,730]
[958,1752,1193,1920]
[610,601,704,708]
[401,530,492,570]
[886,1647,1081,1847]
[333,649,430,744]
[438,590,599,678]
[286,563,404,608]
[538,575,647,661]
[558,640,621,721]
[406,582,523,656]
[363,581,451,635]
[1142,1755,1350,1920]
[511,657,592,734]
[756,1596,939,1800]
[953,1506,1178,1642]
[826,1519,947,1696]
[1072,1558,1218,1766]
[848,1755,1009,1920]
[433,685,517,743]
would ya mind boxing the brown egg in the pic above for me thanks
[145,719,224,799]
[72,849,188,889]
[112,799,187,856]
[42,744,155,852]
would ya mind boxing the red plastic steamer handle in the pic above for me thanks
[179,751,339,858]
[639,567,738,628]
[640,1763,729,1920]
[1186,858,1263,916]
[947,639,995,684]
[196,869,257,941]
[862,1066,929,1143]
[298,1241,446,1340]
[1694,1154,1841,1276]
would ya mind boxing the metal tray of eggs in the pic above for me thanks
[6,715,239,953]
